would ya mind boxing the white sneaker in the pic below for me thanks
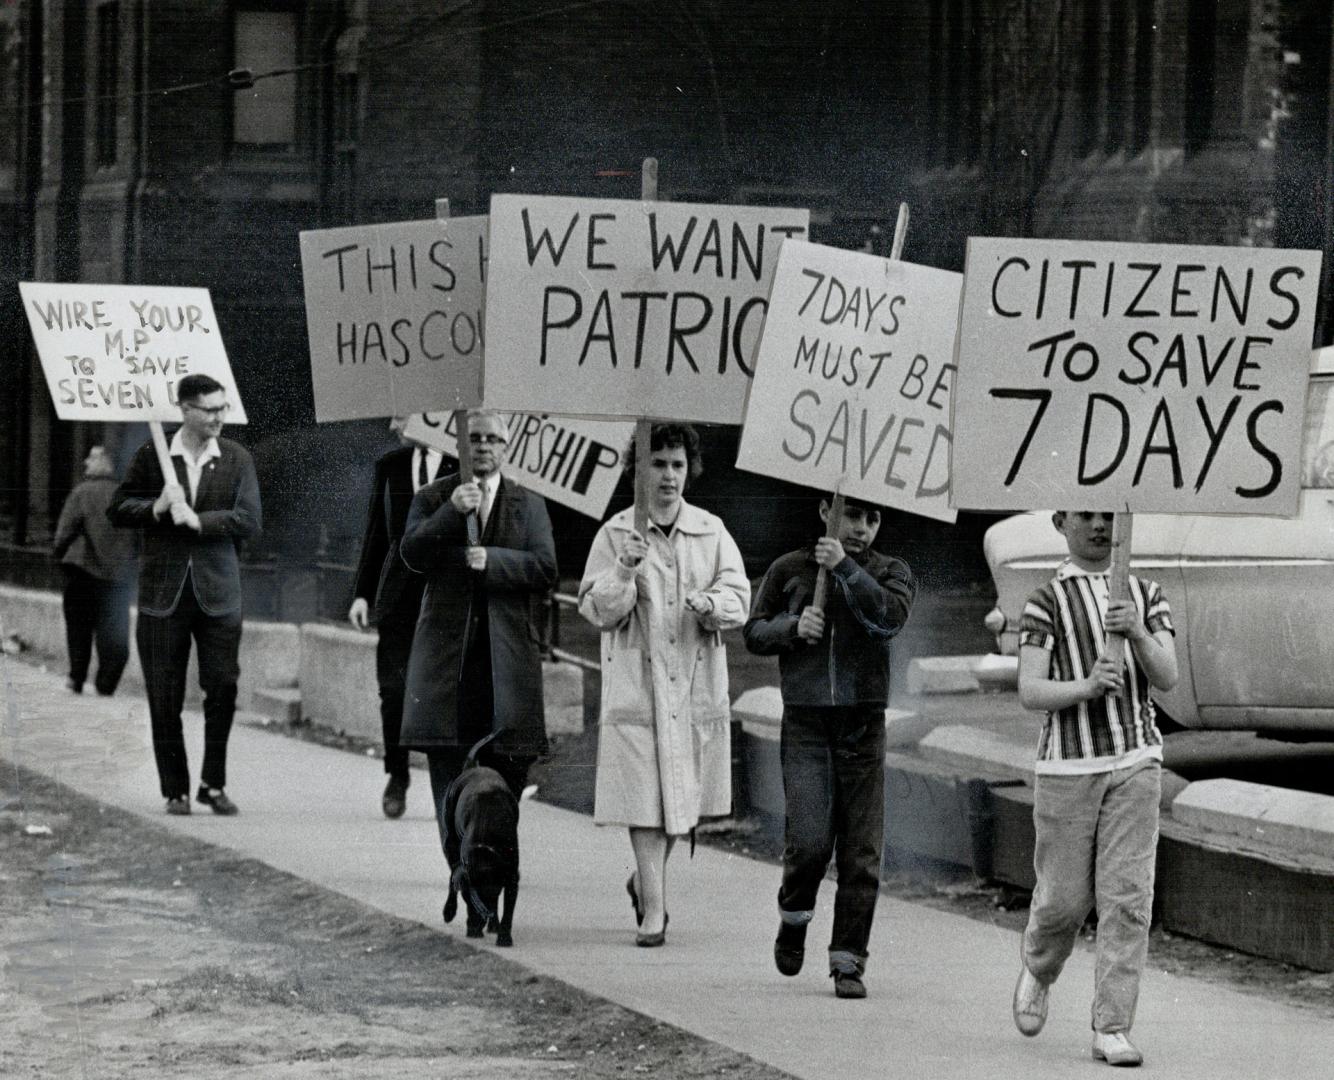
[1012,962,1048,1036]
[1092,1031,1143,1067]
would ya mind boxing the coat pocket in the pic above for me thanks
[602,645,650,725]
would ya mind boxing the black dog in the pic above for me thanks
[440,737,520,947]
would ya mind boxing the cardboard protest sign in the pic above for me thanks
[952,238,1322,514]
[483,194,809,424]
[19,282,247,423]
[299,216,487,422]
[403,411,634,519]
[736,240,960,523]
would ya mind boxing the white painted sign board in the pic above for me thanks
[736,240,960,523]
[19,282,247,423]
[951,238,1322,514]
[403,412,634,520]
[299,216,487,422]
[483,194,809,423]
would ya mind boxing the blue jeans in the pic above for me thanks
[1023,759,1161,1033]
[778,705,886,970]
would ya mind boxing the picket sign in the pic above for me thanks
[632,159,658,541]
[810,203,910,614]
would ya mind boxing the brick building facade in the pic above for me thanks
[2,1,1331,618]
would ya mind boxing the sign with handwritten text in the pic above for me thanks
[19,282,247,423]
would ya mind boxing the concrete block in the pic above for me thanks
[732,686,782,737]
[0,584,298,712]
[974,653,1019,691]
[544,660,585,735]
[1171,778,1334,860]
[883,708,929,749]
[905,655,984,695]
[918,724,1034,781]
[298,622,380,742]
[252,685,302,726]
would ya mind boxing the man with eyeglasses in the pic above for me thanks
[109,373,261,817]
[399,410,556,903]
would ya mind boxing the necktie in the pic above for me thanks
[417,451,429,491]
[477,480,492,532]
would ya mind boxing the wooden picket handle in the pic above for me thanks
[632,157,659,541]
[810,202,910,614]
[1102,511,1134,668]
[434,196,480,546]
[148,420,175,481]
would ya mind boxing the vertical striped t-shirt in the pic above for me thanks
[1018,561,1174,773]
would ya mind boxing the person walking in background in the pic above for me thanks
[108,374,261,817]
[743,496,915,999]
[578,424,749,947]
[348,416,442,818]
[398,410,556,898]
[1011,511,1178,1068]
[52,445,139,696]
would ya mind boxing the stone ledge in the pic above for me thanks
[917,724,1034,781]
[1171,778,1334,861]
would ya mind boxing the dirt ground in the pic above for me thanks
[0,764,794,1080]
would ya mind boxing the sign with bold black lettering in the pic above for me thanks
[736,241,960,522]
[952,238,1322,514]
[403,411,633,519]
[299,217,487,422]
[19,282,248,422]
[483,195,809,423]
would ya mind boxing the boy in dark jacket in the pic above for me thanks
[743,497,915,999]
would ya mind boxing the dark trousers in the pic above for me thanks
[62,566,132,695]
[426,747,533,857]
[778,704,887,966]
[136,581,243,799]
[375,613,416,782]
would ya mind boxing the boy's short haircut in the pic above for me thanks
[177,373,224,403]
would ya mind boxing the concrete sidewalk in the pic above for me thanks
[3,655,1330,1079]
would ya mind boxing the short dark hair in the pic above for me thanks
[177,374,224,403]
[624,423,704,482]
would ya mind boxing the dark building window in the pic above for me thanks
[1104,2,1128,154]
[1183,0,1217,155]
[94,2,120,168]
[1075,0,1101,157]
[1129,0,1154,155]
[233,8,298,150]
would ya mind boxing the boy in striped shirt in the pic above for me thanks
[1011,511,1178,1068]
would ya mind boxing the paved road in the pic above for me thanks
[4,655,1331,1079]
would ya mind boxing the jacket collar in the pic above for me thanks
[606,499,715,536]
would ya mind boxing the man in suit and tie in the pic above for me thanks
[399,410,556,861]
[109,374,261,816]
[348,416,442,818]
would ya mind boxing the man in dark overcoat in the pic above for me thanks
[399,409,556,853]
[108,373,261,816]
[348,416,442,818]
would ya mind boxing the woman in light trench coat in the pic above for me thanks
[578,424,750,947]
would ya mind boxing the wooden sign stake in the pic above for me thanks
[811,202,910,614]
[1103,511,1134,668]
[435,196,478,545]
[148,420,175,487]
[632,157,659,540]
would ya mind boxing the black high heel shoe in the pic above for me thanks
[636,912,668,948]
[626,874,644,927]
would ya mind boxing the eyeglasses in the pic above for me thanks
[184,402,230,418]
[468,433,507,445]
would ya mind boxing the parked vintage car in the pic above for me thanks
[983,352,1334,740]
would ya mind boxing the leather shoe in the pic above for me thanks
[774,920,807,976]
[1012,960,1049,1036]
[382,776,408,819]
[196,786,239,816]
[165,796,191,816]
[1092,1031,1143,1067]
[626,874,644,926]
[635,912,668,947]
[831,969,867,999]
